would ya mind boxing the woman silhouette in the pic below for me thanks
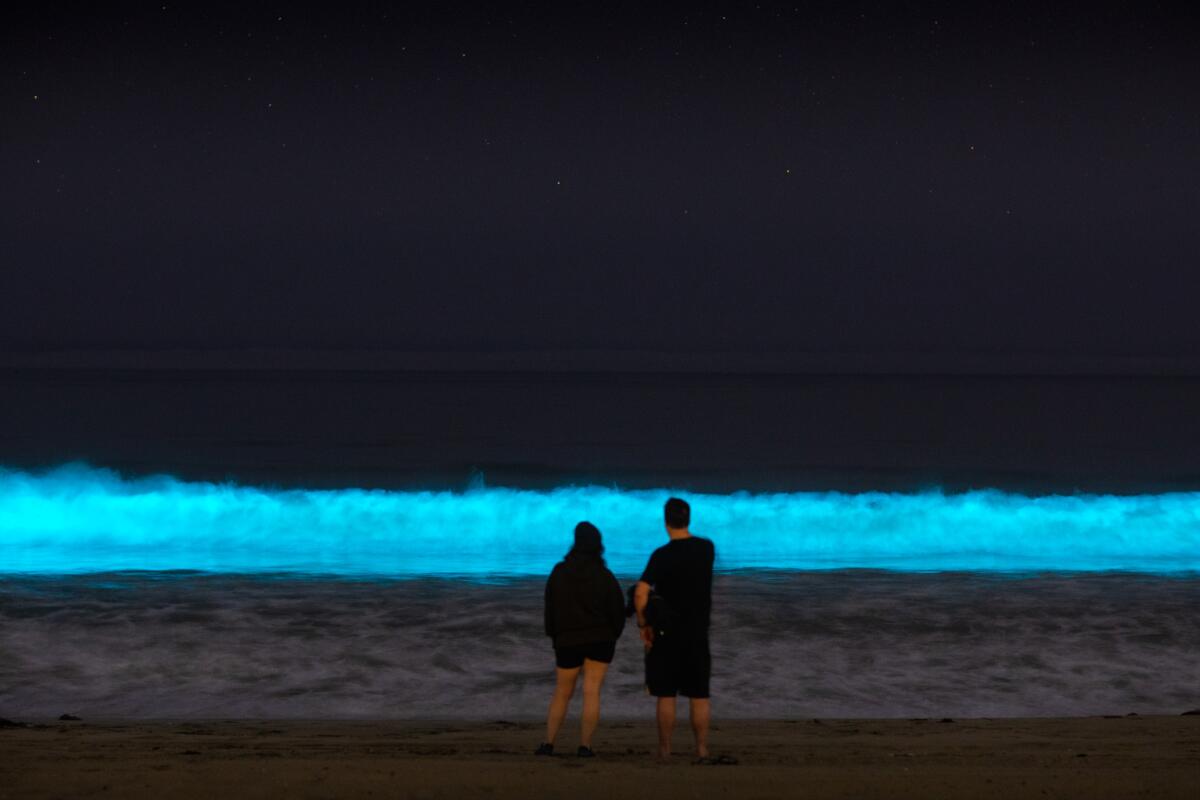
[536,521,626,757]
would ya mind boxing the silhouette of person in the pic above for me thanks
[537,521,626,757]
[634,497,715,759]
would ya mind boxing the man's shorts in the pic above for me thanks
[644,634,710,698]
[554,640,616,669]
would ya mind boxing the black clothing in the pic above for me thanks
[640,535,715,698]
[644,635,711,698]
[638,536,715,637]
[554,640,616,669]
[544,556,626,649]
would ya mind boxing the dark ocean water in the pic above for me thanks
[1,369,1199,718]
[3,367,1200,493]
[2,571,1197,719]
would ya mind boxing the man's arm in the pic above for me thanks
[634,580,653,648]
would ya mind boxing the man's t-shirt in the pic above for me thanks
[639,535,715,638]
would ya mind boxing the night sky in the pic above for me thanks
[3,4,1198,360]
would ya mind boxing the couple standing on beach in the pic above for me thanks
[539,497,715,760]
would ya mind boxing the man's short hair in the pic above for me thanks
[664,497,690,529]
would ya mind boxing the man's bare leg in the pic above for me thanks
[656,696,676,758]
[545,666,579,745]
[579,659,608,748]
[689,698,711,758]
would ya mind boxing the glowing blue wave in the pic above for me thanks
[2,464,1198,576]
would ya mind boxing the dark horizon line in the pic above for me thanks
[3,347,1200,377]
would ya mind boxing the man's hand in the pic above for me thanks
[640,623,655,651]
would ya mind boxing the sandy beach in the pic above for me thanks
[1,715,1196,799]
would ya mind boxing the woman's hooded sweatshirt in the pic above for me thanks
[544,523,627,648]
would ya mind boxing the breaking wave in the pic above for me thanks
[2,464,1198,575]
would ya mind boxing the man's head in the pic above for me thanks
[664,497,690,531]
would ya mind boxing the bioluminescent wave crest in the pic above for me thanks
[2,464,1199,575]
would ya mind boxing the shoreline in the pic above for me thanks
[2,716,1196,799]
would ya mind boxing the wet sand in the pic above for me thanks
[1,716,1197,799]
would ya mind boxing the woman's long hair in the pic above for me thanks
[564,520,606,567]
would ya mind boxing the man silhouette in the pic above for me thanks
[633,497,715,759]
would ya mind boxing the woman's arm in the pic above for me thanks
[544,569,556,639]
[606,571,626,639]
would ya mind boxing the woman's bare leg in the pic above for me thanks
[579,658,609,748]
[545,666,579,745]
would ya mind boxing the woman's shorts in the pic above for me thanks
[554,640,616,669]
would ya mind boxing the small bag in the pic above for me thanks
[625,584,676,633]
[644,591,676,634]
